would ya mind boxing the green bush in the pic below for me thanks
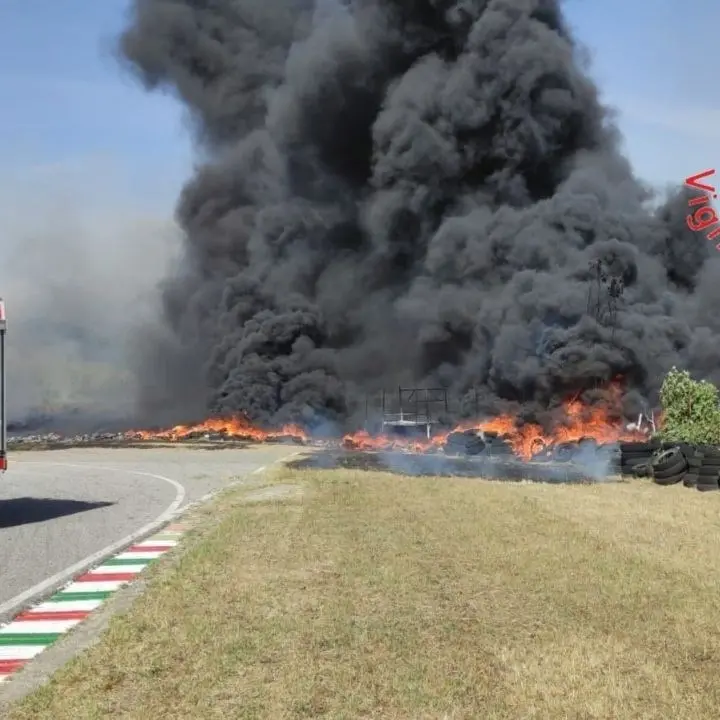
[658,367,720,444]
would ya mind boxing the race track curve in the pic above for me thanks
[0,444,301,623]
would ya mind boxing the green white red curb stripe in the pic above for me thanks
[0,523,185,683]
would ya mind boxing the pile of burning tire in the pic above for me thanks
[444,430,515,457]
[620,441,720,491]
[442,431,720,491]
[443,429,616,463]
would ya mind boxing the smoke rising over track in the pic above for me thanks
[0,164,177,428]
[120,0,720,431]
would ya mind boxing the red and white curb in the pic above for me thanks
[0,523,186,684]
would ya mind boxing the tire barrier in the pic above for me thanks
[620,441,720,491]
[440,433,720,490]
[443,430,514,457]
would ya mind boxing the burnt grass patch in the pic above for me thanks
[290,450,618,483]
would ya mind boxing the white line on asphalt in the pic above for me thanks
[0,462,185,619]
[0,451,303,620]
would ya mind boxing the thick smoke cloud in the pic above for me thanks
[119,0,720,431]
[0,162,178,430]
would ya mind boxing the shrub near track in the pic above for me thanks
[658,367,720,445]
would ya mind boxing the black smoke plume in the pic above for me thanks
[119,0,720,432]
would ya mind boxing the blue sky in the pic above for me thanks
[562,0,720,192]
[0,0,717,214]
[0,0,190,212]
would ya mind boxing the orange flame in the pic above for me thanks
[340,429,445,454]
[342,382,651,458]
[125,382,654,459]
[125,415,307,443]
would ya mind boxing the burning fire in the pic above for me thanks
[126,415,307,443]
[338,429,445,455]
[124,382,654,460]
[342,382,651,459]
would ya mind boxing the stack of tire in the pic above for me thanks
[551,442,580,462]
[619,440,662,477]
[481,431,515,458]
[443,429,515,457]
[598,443,622,475]
[693,445,720,492]
[444,430,485,456]
[648,447,689,486]
[620,441,720,491]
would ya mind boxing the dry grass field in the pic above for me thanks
[7,464,720,719]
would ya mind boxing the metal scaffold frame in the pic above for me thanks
[372,386,448,439]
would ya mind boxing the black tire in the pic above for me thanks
[698,466,720,477]
[465,438,486,456]
[620,441,661,453]
[487,443,513,455]
[654,471,685,486]
[683,472,699,488]
[652,445,682,461]
[621,463,649,470]
[446,431,467,442]
[444,432,469,448]
[653,457,689,479]
[698,445,720,458]
[679,445,702,461]
[443,433,468,454]
[700,457,720,467]
[553,443,576,461]
[652,455,688,475]
[631,462,653,478]
[621,456,653,467]
[622,451,653,459]
[651,447,684,472]
[698,480,720,492]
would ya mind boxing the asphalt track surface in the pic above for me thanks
[0,444,300,623]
